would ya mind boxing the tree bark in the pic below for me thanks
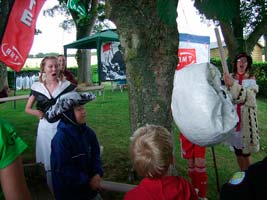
[264,34,267,62]
[106,1,178,133]
[66,0,99,84]
[0,0,14,91]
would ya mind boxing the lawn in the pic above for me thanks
[0,84,266,200]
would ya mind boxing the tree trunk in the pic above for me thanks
[0,64,8,91]
[75,23,94,84]
[107,1,178,133]
[264,34,267,62]
[77,49,91,84]
[0,0,14,90]
[67,0,99,84]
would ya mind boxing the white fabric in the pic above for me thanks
[171,62,238,146]
[36,119,59,170]
[32,80,72,171]
[31,80,71,99]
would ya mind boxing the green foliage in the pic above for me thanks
[194,0,238,22]
[7,64,99,89]
[194,0,267,59]
[194,0,267,33]
[240,0,267,36]
[156,0,178,26]
[43,1,75,31]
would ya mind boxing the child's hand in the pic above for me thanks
[89,174,102,191]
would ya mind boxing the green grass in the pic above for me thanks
[0,86,266,200]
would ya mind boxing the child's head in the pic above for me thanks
[73,105,87,124]
[45,91,95,124]
[130,124,173,178]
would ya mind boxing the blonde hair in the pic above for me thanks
[130,124,173,178]
[39,56,63,82]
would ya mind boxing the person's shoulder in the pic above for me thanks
[31,81,42,90]
[124,184,148,200]
[220,171,251,200]
[60,79,77,90]
[64,70,74,76]
[169,176,196,189]
[52,122,70,141]
[84,125,97,136]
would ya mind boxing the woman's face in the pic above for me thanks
[57,56,66,71]
[44,59,59,80]
[236,56,248,75]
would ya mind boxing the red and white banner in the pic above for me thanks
[0,0,45,72]
[177,33,210,70]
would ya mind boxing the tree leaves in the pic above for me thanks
[194,0,238,22]
[156,0,177,26]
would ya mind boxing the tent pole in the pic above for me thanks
[64,47,67,67]
[13,71,16,109]
[211,146,220,193]
[97,38,101,86]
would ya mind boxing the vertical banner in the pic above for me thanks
[100,42,126,81]
[0,0,45,72]
[177,33,210,70]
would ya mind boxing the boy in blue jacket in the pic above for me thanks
[46,91,103,200]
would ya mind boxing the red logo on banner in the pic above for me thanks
[103,43,111,52]
[0,0,45,72]
[176,48,196,70]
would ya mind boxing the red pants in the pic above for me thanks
[180,133,207,198]
[180,133,206,159]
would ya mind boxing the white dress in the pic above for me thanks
[30,80,75,171]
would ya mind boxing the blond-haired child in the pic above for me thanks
[124,124,197,200]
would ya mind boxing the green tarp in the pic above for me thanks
[63,29,121,84]
[64,30,119,50]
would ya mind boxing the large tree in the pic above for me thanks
[106,0,178,133]
[45,0,100,83]
[194,0,267,62]
[0,0,14,91]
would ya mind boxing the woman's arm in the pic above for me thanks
[25,95,43,119]
[0,156,32,200]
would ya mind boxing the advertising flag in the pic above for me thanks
[0,0,45,72]
[67,0,87,17]
[100,42,126,81]
[177,33,210,70]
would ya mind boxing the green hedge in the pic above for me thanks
[7,67,78,89]
[7,65,99,89]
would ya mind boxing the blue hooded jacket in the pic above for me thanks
[51,114,103,200]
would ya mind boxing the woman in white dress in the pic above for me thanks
[224,52,259,171]
[25,56,76,191]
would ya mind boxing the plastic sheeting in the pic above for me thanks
[171,62,238,146]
